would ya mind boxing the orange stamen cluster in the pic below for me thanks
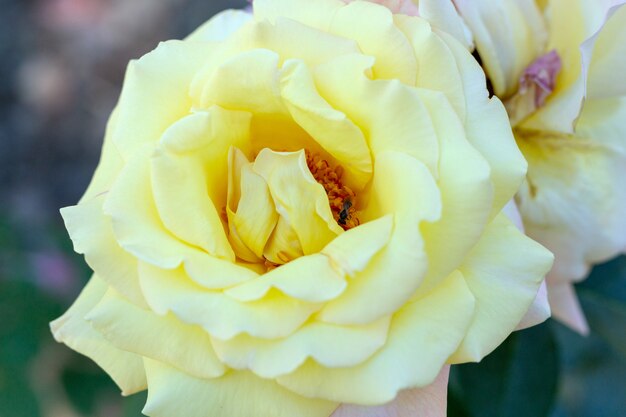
[306,151,359,230]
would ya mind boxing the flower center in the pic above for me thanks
[225,147,349,271]
[504,50,562,126]
[305,151,359,230]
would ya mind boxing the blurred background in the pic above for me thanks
[0,1,623,416]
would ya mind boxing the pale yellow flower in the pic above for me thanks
[456,0,626,333]
[344,0,473,48]
[51,1,552,416]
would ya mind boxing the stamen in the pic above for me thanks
[305,151,359,230]
[264,259,279,271]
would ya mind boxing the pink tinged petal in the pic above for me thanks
[505,50,562,126]
[548,283,590,335]
[331,366,450,417]
[516,280,550,330]
[502,199,525,232]
[454,0,549,98]
[520,50,562,108]
[522,0,626,133]
[342,0,420,17]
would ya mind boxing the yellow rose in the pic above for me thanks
[456,0,626,334]
[344,0,474,49]
[51,1,552,415]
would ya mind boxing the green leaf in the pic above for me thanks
[577,256,626,360]
[449,324,559,417]
[123,391,148,417]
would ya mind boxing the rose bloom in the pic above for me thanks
[455,0,626,334]
[51,0,553,416]
[345,0,473,49]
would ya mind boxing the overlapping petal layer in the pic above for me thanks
[53,1,553,415]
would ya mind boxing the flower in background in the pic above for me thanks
[50,0,552,416]
[456,0,626,334]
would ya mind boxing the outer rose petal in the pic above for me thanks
[331,366,450,417]
[50,276,147,395]
[61,195,147,307]
[255,0,419,84]
[86,289,226,379]
[78,107,123,202]
[143,360,337,417]
[502,200,552,330]
[547,283,590,335]
[437,31,529,220]
[393,14,467,119]
[112,40,214,159]
[587,4,626,99]
[276,272,475,405]
[343,0,420,16]
[186,10,253,42]
[449,213,553,363]
[417,0,473,49]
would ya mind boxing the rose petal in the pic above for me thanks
[449,213,553,363]
[276,272,474,405]
[86,288,226,379]
[143,360,337,417]
[211,316,391,378]
[331,365,450,417]
[548,283,589,335]
[50,276,147,395]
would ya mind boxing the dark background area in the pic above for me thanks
[0,1,624,416]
